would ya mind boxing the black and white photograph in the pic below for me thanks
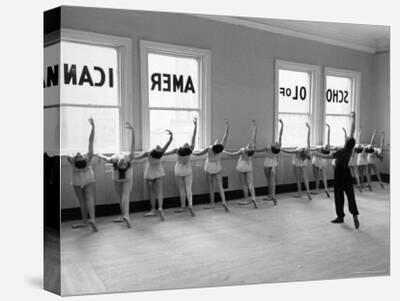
[41,2,391,298]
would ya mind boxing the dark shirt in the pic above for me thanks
[333,148,352,169]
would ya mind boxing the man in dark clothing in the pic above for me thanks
[314,112,360,229]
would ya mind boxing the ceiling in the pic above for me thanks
[197,15,390,53]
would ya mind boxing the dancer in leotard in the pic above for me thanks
[366,130,385,188]
[255,119,284,205]
[310,123,331,198]
[282,122,312,200]
[224,120,258,209]
[355,129,371,191]
[164,118,198,216]
[193,119,230,212]
[98,122,136,228]
[136,130,173,221]
[66,117,98,232]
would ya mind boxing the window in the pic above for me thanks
[275,61,321,147]
[44,29,132,154]
[140,41,211,150]
[324,68,361,146]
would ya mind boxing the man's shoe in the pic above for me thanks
[331,217,344,224]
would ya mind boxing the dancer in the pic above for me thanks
[224,120,258,209]
[366,130,385,188]
[193,119,230,212]
[314,112,360,229]
[164,118,198,216]
[282,122,312,200]
[98,122,136,228]
[355,129,372,191]
[67,117,98,232]
[136,130,173,221]
[310,123,331,198]
[255,119,284,205]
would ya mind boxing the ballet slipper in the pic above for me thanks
[144,210,156,217]
[353,215,360,229]
[306,192,312,201]
[380,182,385,189]
[262,196,270,201]
[158,209,165,221]
[188,207,195,217]
[72,222,89,229]
[324,190,330,198]
[88,220,98,232]
[251,199,258,209]
[271,197,277,206]
[122,216,132,228]
[222,203,229,213]
[203,203,215,209]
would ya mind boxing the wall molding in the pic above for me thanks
[195,15,380,54]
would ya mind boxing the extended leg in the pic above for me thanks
[144,180,156,216]
[72,186,89,228]
[175,176,186,212]
[216,173,229,212]
[83,183,98,232]
[238,172,250,205]
[204,173,215,209]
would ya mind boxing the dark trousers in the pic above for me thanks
[334,167,359,218]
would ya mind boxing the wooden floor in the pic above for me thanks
[60,184,390,296]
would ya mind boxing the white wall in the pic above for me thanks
[51,7,389,209]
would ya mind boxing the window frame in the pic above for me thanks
[323,67,361,145]
[44,28,133,154]
[275,60,322,146]
[140,40,211,151]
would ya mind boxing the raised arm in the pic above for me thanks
[221,119,229,147]
[161,130,173,153]
[342,127,347,145]
[379,131,385,150]
[369,129,377,146]
[278,119,284,146]
[125,122,135,161]
[349,112,355,139]
[326,123,331,149]
[305,122,311,150]
[251,120,257,146]
[87,117,95,162]
[191,117,198,150]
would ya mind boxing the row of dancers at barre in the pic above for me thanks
[66,115,385,232]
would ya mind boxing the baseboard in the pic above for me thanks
[61,174,389,222]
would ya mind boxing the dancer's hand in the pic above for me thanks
[325,123,330,128]
[88,117,94,127]
[125,122,134,130]
[165,129,173,137]
[278,119,283,125]
[305,122,310,128]
[351,111,356,118]
[193,117,198,125]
